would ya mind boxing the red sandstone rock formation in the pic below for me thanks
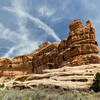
[4,64,100,90]
[0,19,99,76]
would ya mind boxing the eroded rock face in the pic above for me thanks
[0,56,32,76]
[11,55,32,71]
[0,19,99,76]
[32,42,59,73]
[0,58,11,69]
[63,19,99,64]
[3,64,100,90]
[0,58,11,76]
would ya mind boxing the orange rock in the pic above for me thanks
[0,19,99,76]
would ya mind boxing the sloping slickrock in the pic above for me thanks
[4,64,100,90]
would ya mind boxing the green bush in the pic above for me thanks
[0,84,4,88]
[62,69,66,72]
[19,85,25,90]
[91,72,100,92]
[38,83,44,87]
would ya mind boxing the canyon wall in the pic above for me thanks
[0,19,99,76]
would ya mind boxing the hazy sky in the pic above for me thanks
[0,0,100,58]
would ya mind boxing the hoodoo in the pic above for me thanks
[0,19,100,76]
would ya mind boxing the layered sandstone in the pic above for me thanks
[0,19,99,76]
[3,64,100,90]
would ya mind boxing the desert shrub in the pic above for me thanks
[6,86,9,90]
[0,84,4,88]
[19,85,25,90]
[38,83,45,89]
[0,86,100,100]
[5,77,12,80]
[91,72,100,92]
[62,69,66,72]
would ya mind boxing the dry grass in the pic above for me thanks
[0,85,99,100]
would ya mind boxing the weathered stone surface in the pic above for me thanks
[0,19,99,76]
[3,64,100,90]
[64,19,99,61]
[58,38,68,52]
[0,58,12,76]
[0,56,32,77]
[0,58,11,69]
[11,55,32,71]
[39,42,51,49]
[32,43,59,73]
[69,19,84,32]
[65,54,100,66]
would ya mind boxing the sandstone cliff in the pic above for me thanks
[0,19,99,76]
[3,64,100,90]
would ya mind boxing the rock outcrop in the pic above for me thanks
[3,64,100,90]
[31,19,99,73]
[0,19,99,76]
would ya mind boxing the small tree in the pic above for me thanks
[91,72,100,92]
